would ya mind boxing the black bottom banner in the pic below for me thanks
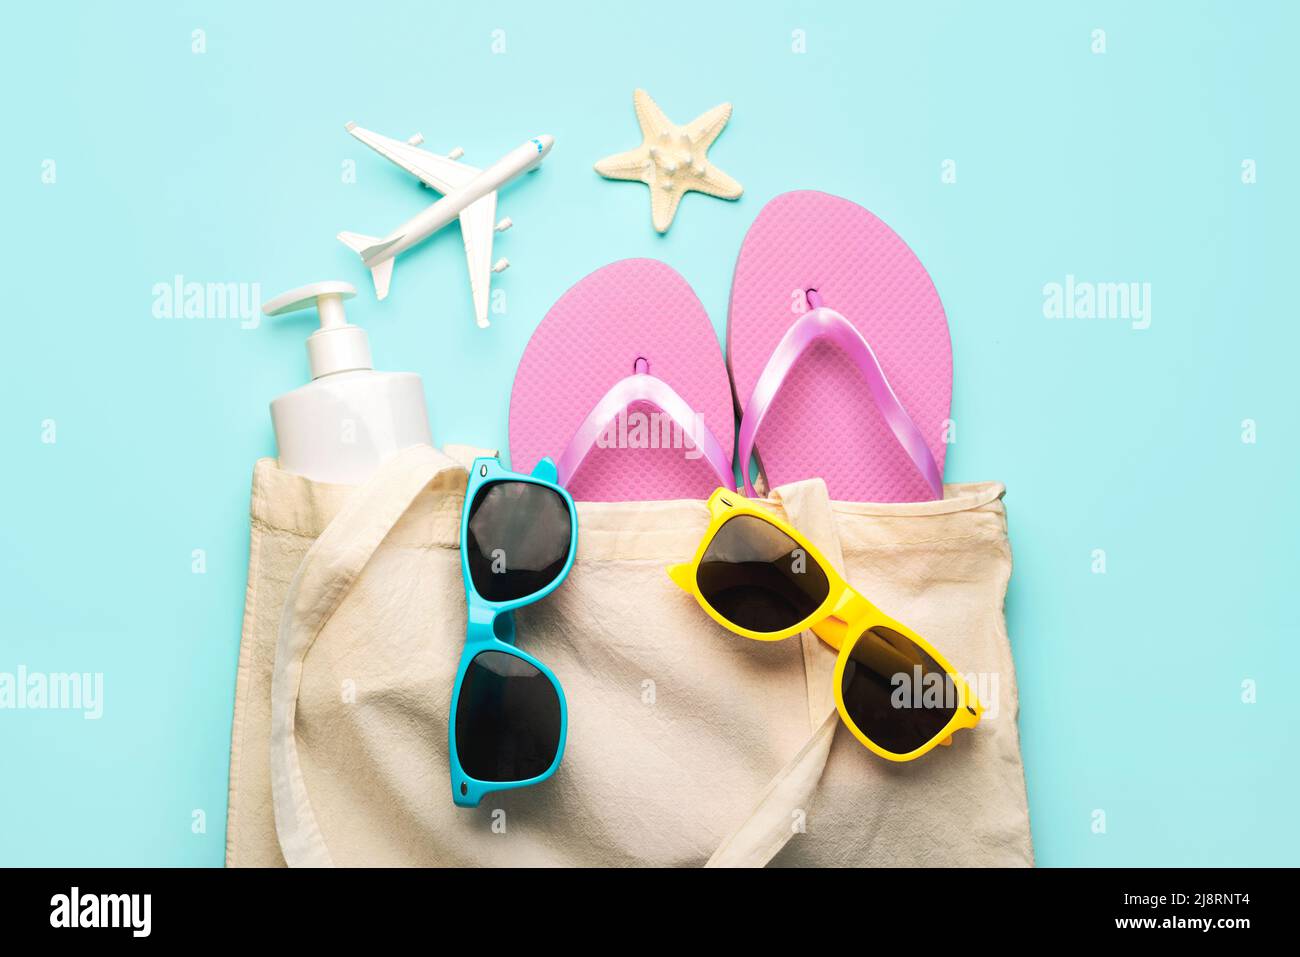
[0,866,1281,943]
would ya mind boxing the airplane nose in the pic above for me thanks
[537,134,555,155]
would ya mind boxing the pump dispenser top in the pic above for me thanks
[262,280,432,484]
[262,280,374,378]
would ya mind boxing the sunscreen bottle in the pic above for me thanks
[263,281,431,484]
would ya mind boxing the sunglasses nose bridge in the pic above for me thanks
[467,602,499,631]
[829,587,871,624]
[811,589,874,652]
[810,616,850,652]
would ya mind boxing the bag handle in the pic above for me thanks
[269,444,468,867]
[706,477,843,867]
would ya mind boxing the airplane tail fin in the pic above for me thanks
[337,231,398,300]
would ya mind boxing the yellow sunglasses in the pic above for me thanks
[668,489,982,761]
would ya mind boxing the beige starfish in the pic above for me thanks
[594,88,743,233]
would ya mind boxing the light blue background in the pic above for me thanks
[1,1,1295,866]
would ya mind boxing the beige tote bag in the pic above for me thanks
[226,444,1032,867]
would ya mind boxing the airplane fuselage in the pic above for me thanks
[362,137,551,267]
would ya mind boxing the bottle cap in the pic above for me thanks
[262,281,372,379]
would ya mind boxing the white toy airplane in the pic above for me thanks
[338,123,555,328]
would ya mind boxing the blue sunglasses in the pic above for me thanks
[450,456,577,807]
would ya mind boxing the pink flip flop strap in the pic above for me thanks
[556,360,737,492]
[737,292,944,499]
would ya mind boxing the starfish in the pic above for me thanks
[594,88,743,233]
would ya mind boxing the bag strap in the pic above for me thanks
[269,444,468,867]
[706,477,843,867]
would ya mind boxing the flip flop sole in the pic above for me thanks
[728,191,952,502]
[510,259,735,502]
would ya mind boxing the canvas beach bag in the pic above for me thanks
[226,444,1032,867]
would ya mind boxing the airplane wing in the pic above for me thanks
[458,193,498,328]
[345,122,480,194]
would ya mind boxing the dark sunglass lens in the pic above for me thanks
[695,515,830,633]
[455,650,562,783]
[840,625,957,754]
[466,481,572,602]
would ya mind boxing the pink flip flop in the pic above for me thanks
[509,259,736,502]
[728,190,952,502]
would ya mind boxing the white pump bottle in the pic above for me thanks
[263,281,432,484]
